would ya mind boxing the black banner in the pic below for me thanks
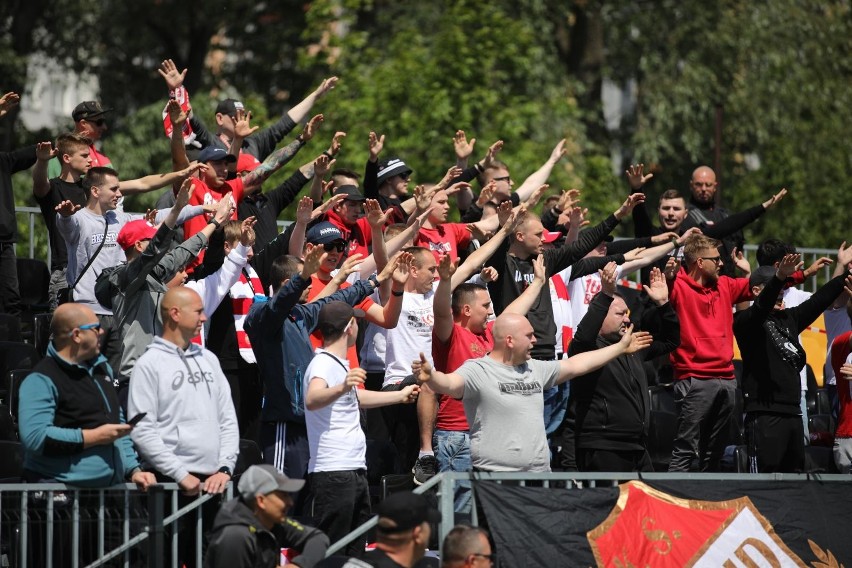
[476,479,852,567]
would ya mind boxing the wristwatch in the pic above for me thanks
[209,218,221,229]
[217,466,232,477]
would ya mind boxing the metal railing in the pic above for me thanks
[0,481,232,568]
[327,471,852,559]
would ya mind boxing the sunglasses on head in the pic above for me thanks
[323,241,347,253]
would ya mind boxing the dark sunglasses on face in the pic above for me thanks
[323,241,347,253]
[88,118,106,126]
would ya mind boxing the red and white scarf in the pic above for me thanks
[231,266,262,364]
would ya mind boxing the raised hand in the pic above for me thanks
[213,192,234,223]
[437,166,464,190]
[730,247,751,275]
[556,188,581,212]
[368,131,385,160]
[480,266,499,283]
[174,178,193,209]
[295,196,313,225]
[615,193,646,219]
[55,200,81,217]
[234,109,259,139]
[444,181,470,197]
[837,241,852,270]
[549,139,567,163]
[167,99,189,127]
[776,253,802,280]
[239,216,257,246]
[391,251,415,286]
[314,154,334,178]
[625,163,653,190]
[643,267,669,305]
[664,256,681,281]
[328,131,346,156]
[180,162,207,179]
[411,352,433,384]
[495,200,514,228]
[532,254,546,284]
[569,206,589,229]
[365,199,392,229]
[803,256,833,279]
[651,231,679,245]
[527,184,549,208]
[144,209,158,225]
[454,130,476,161]
[622,327,653,354]
[36,141,58,161]
[158,59,187,91]
[623,247,646,262]
[332,253,364,285]
[483,140,504,168]
[762,188,788,210]
[413,185,436,213]
[301,244,328,278]
[313,193,346,220]
[476,181,497,208]
[0,92,21,118]
[437,254,457,281]
[599,261,618,296]
[315,76,339,98]
[302,114,324,141]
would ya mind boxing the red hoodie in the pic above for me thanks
[830,332,852,438]
[325,209,372,260]
[667,268,752,380]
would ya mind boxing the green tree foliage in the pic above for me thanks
[603,0,852,248]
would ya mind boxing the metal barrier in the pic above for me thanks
[327,471,852,559]
[0,481,232,568]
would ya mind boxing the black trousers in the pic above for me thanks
[308,469,371,557]
[223,362,262,443]
[745,411,804,473]
[0,243,20,316]
[577,447,654,473]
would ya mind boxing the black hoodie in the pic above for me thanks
[204,497,329,568]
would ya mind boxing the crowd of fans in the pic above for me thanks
[1,55,852,567]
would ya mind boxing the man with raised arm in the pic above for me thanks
[568,264,680,472]
[159,58,337,160]
[411,312,651,472]
[735,255,852,473]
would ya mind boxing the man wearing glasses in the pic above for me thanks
[47,101,114,186]
[665,234,754,472]
[441,525,494,568]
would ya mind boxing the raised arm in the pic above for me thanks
[167,99,192,176]
[513,139,566,202]
[241,115,323,187]
[412,352,466,399]
[287,77,338,124]
[558,324,652,384]
[433,254,457,344]
[503,254,546,316]
[32,141,57,198]
[119,162,205,195]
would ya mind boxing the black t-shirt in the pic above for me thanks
[35,178,87,271]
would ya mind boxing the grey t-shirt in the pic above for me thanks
[457,356,560,472]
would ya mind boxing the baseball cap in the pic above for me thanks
[376,158,413,185]
[215,98,245,117]
[376,491,440,533]
[238,465,304,501]
[72,101,113,122]
[749,265,779,288]
[333,185,366,202]
[237,153,262,173]
[542,230,562,244]
[316,301,366,340]
[197,146,237,164]
[306,221,345,245]
[117,220,157,250]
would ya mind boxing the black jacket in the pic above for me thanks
[734,271,848,415]
[568,294,680,450]
[486,214,623,359]
[1,145,37,243]
[204,497,328,568]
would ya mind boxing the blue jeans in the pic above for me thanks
[543,382,569,435]
[434,429,471,513]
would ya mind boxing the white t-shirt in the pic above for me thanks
[304,349,366,473]
[383,283,438,387]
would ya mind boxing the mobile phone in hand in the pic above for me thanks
[128,412,147,426]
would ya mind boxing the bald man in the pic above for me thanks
[412,312,651,472]
[18,302,156,567]
[129,287,238,567]
[18,303,155,487]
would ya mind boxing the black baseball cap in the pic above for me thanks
[333,185,366,202]
[316,301,366,340]
[376,491,440,533]
[215,98,245,117]
[72,101,113,122]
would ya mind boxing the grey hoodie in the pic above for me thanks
[128,336,238,482]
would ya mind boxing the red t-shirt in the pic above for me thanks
[308,274,375,370]
[432,320,494,431]
[415,224,472,264]
[830,332,852,438]
[184,177,244,268]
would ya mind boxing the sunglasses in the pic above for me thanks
[699,256,723,265]
[493,175,511,183]
[323,241,347,253]
[69,322,101,337]
[87,118,107,126]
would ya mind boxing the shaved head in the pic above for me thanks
[691,165,716,181]
[51,303,98,349]
[160,286,202,320]
[492,313,528,344]
[491,313,536,364]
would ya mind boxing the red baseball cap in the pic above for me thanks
[237,153,262,174]
[542,230,562,244]
[118,220,157,250]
